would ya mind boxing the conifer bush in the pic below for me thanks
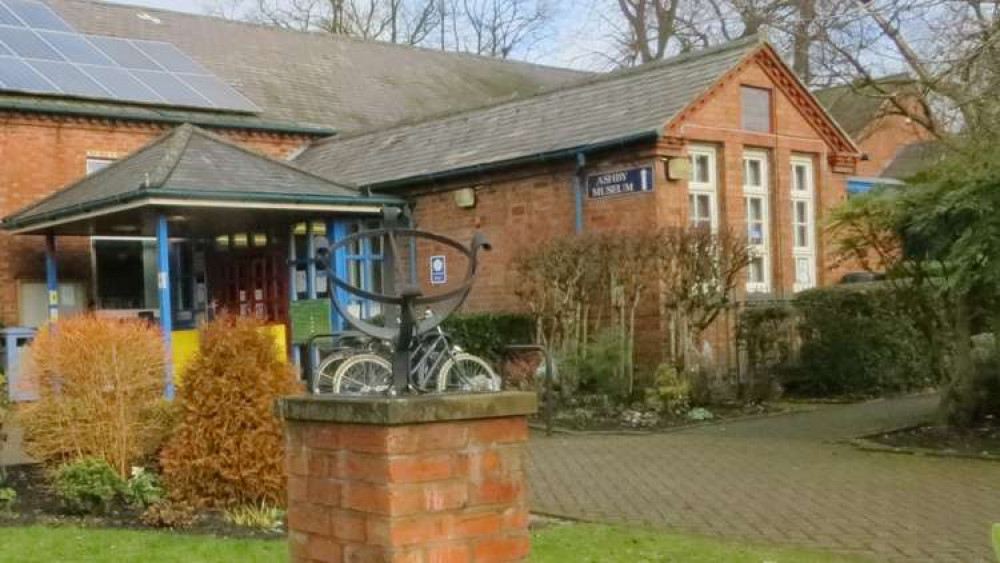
[18,316,169,477]
[160,315,300,508]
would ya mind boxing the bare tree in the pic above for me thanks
[814,0,1000,139]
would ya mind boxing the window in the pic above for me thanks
[85,157,114,175]
[741,86,772,133]
[688,146,718,232]
[743,151,770,293]
[791,157,816,291]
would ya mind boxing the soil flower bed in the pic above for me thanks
[0,465,283,540]
[863,419,1000,459]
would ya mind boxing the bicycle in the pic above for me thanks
[308,331,386,394]
[329,324,499,395]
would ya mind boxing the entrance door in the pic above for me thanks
[209,247,288,324]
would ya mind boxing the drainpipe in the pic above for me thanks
[573,152,587,234]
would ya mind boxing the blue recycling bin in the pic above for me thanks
[2,327,37,402]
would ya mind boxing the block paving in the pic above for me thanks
[527,394,1000,562]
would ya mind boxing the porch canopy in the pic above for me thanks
[1,123,403,399]
[2,124,401,238]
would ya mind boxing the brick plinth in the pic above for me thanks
[278,392,537,563]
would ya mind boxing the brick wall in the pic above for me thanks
[0,112,314,325]
[854,113,933,178]
[284,414,531,562]
[406,54,857,368]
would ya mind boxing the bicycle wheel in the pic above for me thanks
[313,351,349,394]
[332,354,392,395]
[436,353,500,392]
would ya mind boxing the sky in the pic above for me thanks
[104,0,607,70]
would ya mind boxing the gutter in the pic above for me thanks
[363,131,660,193]
[3,188,404,231]
[0,99,336,137]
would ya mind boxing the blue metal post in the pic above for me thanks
[289,224,301,367]
[329,220,350,331]
[44,232,59,322]
[156,213,174,400]
[573,152,586,234]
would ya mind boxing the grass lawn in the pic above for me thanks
[0,524,866,562]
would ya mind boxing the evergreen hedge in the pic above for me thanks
[784,282,938,398]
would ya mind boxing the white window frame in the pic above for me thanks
[86,157,114,175]
[688,145,718,233]
[743,150,770,293]
[791,156,817,292]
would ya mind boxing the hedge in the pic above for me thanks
[440,312,535,362]
[784,282,938,398]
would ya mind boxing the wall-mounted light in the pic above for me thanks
[111,224,139,233]
[453,187,477,209]
[665,157,692,181]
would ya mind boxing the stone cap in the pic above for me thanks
[277,391,537,426]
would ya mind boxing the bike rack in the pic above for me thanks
[315,209,490,395]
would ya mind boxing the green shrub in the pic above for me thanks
[441,312,534,362]
[643,364,691,416]
[124,467,163,509]
[0,487,15,511]
[52,458,125,515]
[561,329,627,397]
[736,303,797,400]
[786,283,937,398]
[224,502,285,531]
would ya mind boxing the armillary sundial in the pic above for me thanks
[314,209,497,395]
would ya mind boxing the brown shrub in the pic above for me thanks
[18,316,170,477]
[160,315,300,508]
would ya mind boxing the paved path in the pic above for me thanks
[527,394,1000,562]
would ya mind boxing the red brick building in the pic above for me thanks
[2,2,873,373]
[0,0,581,327]
[298,38,860,308]
[814,75,935,192]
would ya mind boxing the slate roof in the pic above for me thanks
[294,37,763,189]
[3,124,398,230]
[42,0,587,133]
[880,141,944,180]
[813,74,912,138]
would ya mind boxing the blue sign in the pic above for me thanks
[587,166,653,199]
[430,255,447,285]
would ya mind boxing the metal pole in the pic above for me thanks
[288,224,301,368]
[156,213,174,400]
[573,152,586,235]
[305,221,320,371]
[44,232,59,322]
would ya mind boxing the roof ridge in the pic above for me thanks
[181,124,362,191]
[145,123,195,189]
[50,0,589,77]
[305,35,761,151]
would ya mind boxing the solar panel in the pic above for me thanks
[177,74,255,110]
[0,3,21,26]
[87,36,160,70]
[0,54,55,92]
[132,70,210,107]
[0,1,259,112]
[1,0,73,31]
[80,64,162,104]
[132,40,206,74]
[29,59,108,97]
[39,31,113,65]
[0,25,64,60]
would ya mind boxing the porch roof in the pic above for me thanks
[2,124,403,235]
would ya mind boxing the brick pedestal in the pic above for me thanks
[277,392,537,563]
